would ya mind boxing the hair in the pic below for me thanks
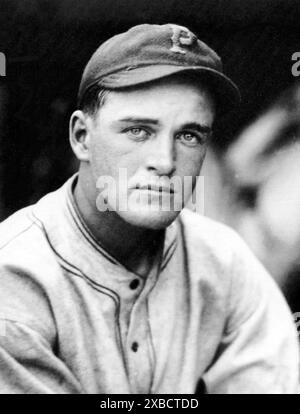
[78,84,110,117]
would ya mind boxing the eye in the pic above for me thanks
[176,131,202,146]
[125,127,150,141]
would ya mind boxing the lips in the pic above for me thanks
[135,183,175,194]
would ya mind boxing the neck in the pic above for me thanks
[73,172,164,277]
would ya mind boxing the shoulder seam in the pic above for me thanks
[0,221,36,251]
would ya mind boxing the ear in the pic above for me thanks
[69,110,92,162]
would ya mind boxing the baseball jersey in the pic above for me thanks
[0,174,298,394]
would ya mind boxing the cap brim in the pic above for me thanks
[98,65,241,116]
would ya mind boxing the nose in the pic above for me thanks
[145,134,176,176]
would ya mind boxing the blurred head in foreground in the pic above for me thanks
[226,84,300,309]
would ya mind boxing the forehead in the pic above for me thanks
[97,76,215,125]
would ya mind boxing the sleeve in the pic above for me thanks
[203,231,300,394]
[0,258,84,394]
[0,318,84,394]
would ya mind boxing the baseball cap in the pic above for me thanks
[78,23,240,115]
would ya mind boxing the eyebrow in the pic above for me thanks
[116,117,160,125]
[182,123,212,134]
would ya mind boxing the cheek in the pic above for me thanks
[89,141,112,178]
[89,133,140,180]
[177,147,207,177]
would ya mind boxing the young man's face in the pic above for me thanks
[84,76,215,229]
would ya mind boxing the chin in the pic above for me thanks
[118,208,181,230]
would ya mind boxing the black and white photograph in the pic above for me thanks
[0,0,299,397]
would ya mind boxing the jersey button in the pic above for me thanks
[131,342,139,352]
[129,279,140,290]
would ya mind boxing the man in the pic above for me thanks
[0,23,298,394]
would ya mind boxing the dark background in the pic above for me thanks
[0,0,300,219]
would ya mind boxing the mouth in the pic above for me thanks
[135,184,175,194]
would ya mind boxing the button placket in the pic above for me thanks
[125,268,159,393]
[126,307,152,393]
